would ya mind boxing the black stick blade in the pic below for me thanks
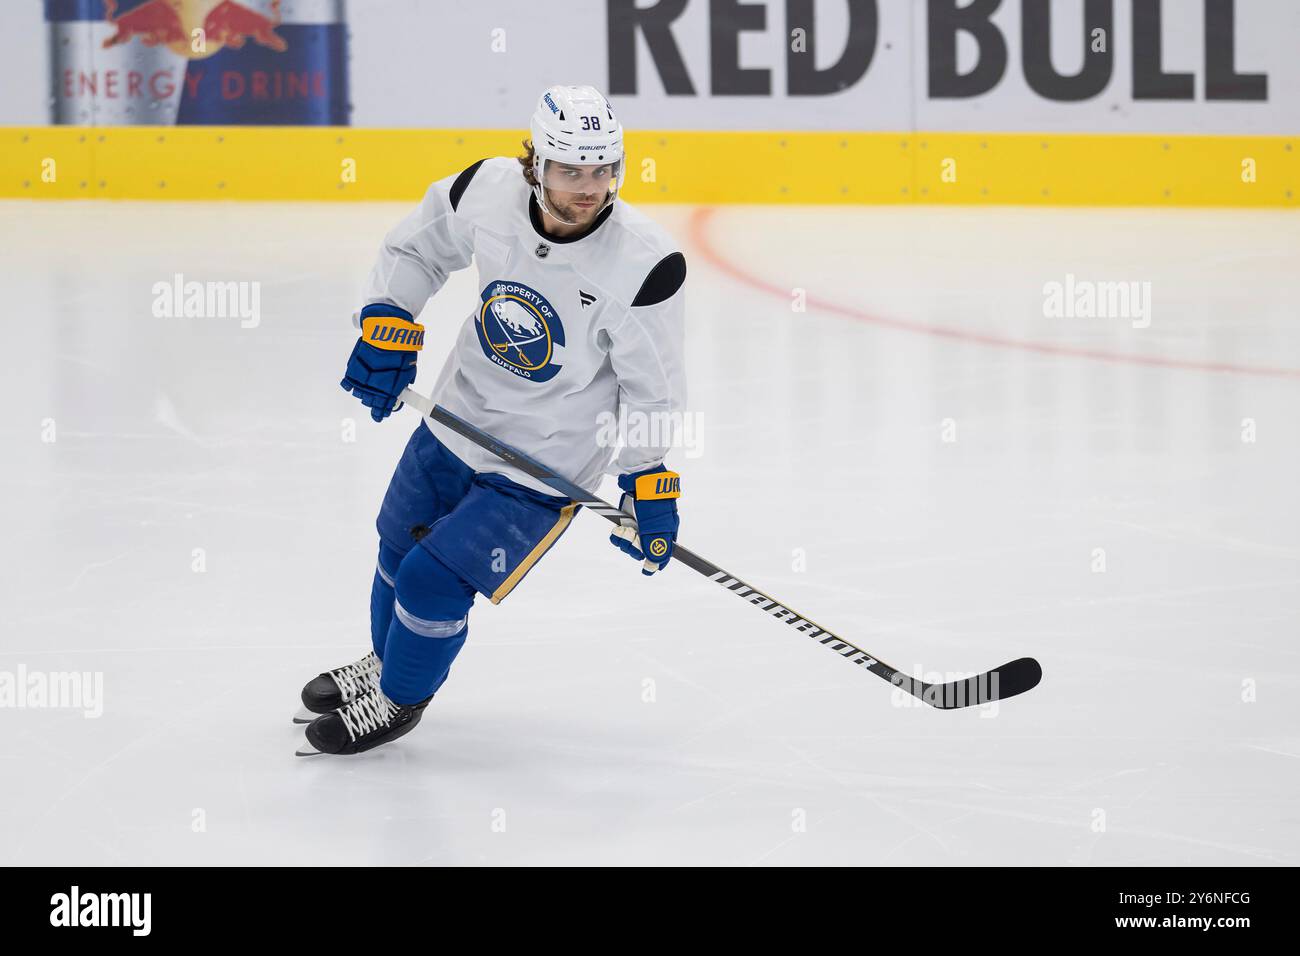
[922,657,1043,710]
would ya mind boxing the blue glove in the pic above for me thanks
[608,465,680,575]
[341,303,425,422]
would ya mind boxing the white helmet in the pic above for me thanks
[529,85,625,225]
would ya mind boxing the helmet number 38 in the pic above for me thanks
[529,86,626,226]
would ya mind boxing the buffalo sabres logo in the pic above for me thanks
[476,280,566,382]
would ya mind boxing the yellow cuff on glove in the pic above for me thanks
[634,470,681,500]
[361,314,425,351]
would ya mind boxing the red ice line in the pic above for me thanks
[685,207,1300,380]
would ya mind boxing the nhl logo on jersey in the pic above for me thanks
[534,243,550,259]
[475,279,566,383]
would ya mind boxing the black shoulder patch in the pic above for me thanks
[449,159,487,211]
[631,252,687,307]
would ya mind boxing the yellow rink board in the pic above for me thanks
[0,127,1294,206]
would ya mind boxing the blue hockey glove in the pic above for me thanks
[341,303,424,422]
[608,465,680,576]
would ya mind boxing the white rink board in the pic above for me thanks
[0,0,1298,132]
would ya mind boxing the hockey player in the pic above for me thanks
[297,86,688,756]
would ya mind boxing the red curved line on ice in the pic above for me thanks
[686,207,1300,380]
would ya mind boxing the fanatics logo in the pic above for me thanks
[579,290,596,309]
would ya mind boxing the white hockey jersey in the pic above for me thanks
[361,157,687,496]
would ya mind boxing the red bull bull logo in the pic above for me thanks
[102,0,186,50]
[103,0,287,56]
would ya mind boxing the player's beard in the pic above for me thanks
[546,189,604,227]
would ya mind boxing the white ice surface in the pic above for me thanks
[0,200,1297,866]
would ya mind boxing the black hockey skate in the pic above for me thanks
[293,651,382,723]
[295,687,432,756]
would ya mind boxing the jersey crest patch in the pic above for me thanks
[476,280,566,382]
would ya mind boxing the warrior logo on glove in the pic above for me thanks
[362,314,425,351]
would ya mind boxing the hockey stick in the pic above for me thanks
[399,388,1042,709]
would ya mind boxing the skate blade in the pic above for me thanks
[291,706,317,724]
[294,738,324,757]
